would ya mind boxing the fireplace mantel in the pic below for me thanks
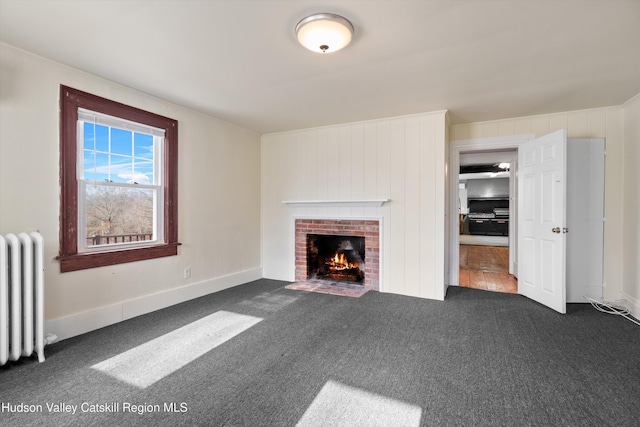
[283,199,389,208]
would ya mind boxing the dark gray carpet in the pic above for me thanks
[1,279,638,426]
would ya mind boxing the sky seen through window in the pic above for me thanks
[83,123,155,185]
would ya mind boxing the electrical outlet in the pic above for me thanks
[184,267,191,279]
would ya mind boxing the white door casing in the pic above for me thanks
[517,129,567,314]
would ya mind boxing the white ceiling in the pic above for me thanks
[1,0,639,134]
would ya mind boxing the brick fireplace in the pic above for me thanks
[295,218,380,291]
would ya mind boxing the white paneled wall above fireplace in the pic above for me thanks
[261,111,448,300]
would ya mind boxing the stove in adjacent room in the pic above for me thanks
[468,207,509,236]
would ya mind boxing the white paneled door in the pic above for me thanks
[517,129,567,314]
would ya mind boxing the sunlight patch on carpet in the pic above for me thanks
[296,380,422,427]
[91,311,262,388]
[237,291,300,312]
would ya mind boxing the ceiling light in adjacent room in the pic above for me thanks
[295,13,354,53]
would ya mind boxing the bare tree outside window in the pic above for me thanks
[85,186,154,246]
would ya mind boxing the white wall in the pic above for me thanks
[451,106,628,309]
[622,94,640,316]
[0,44,262,340]
[262,111,448,299]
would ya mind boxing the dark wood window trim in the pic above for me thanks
[58,85,179,272]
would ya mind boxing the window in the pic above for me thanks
[58,86,179,272]
[78,109,164,251]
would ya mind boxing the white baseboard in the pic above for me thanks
[620,291,640,320]
[45,267,263,342]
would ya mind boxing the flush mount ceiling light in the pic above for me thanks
[295,13,354,53]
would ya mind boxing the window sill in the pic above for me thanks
[58,243,180,272]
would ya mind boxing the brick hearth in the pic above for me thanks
[295,218,380,291]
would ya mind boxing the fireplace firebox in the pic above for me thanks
[307,234,365,284]
[295,219,380,291]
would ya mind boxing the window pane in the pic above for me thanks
[111,128,132,156]
[85,185,155,247]
[134,132,154,159]
[133,159,154,185]
[96,124,109,152]
[109,154,132,183]
[95,152,110,182]
[84,124,95,151]
[83,150,95,181]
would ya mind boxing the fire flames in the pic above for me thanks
[327,252,359,271]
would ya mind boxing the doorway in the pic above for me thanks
[458,149,517,294]
[448,134,532,293]
[448,133,606,313]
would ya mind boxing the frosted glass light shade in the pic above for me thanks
[295,13,354,53]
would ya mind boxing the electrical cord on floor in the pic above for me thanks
[584,296,640,326]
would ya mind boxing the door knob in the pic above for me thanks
[552,227,561,233]
[563,227,569,234]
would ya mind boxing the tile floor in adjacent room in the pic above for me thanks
[459,245,518,294]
